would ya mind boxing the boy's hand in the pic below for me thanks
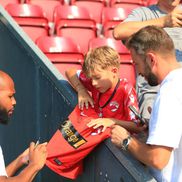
[78,89,94,110]
[87,118,115,132]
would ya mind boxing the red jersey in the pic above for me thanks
[46,106,110,179]
[79,71,139,121]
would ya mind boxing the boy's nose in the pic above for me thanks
[92,79,97,86]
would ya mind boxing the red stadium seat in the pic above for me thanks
[89,37,136,86]
[54,5,97,53]
[120,63,136,86]
[28,0,62,22]
[110,0,145,7]
[0,0,19,7]
[110,1,142,9]
[36,36,84,77]
[89,37,132,63]
[147,0,157,5]
[5,3,49,42]
[101,7,132,38]
[71,0,106,24]
[36,36,84,64]
[54,63,82,77]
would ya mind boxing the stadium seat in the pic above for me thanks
[71,0,106,24]
[89,37,135,86]
[89,37,132,63]
[119,63,136,86]
[54,5,97,54]
[147,0,158,5]
[36,36,84,63]
[0,0,19,7]
[54,63,82,77]
[110,1,142,9]
[5,3,49,42]
[36,36,84,77]
[101,7,132,38]
[28,0,63,22]
[110,0,145,7]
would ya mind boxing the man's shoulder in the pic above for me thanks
[125,5,161,22]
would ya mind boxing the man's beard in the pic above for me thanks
[144,63,159,86]
[147,72,159,86]
[0,107,10,125]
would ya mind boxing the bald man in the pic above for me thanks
[0,71,47,182]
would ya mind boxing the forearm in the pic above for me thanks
[65,68,86,92]
[128,137,172,169]
[6,156,24,177]
[113,17,165,40]
[1,164,40,182]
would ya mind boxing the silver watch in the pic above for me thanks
[121,136,132,150]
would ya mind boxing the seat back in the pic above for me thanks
[36,36,84,64]
[120,63,136,86]
[89,37,131,62]
[54,5,97,53]
[102,7,132,38]
[110,2,142,9]
[28,0,62,22]
[110,0,145,7]
[5,3,49,41]
[0,0,19,7]
[71,0,106,24]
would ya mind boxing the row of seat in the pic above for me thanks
[4,3,145,53]
[1,0,158,23]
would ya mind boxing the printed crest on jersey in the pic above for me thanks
[109,101,119,112]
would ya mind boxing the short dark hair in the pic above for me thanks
[126,25,175,57]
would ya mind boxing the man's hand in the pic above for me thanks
[164,7,182,27]
[19,148,29,165]
[87,118,115,132]
[110,125,130,148]
[28,142,47,171]
[78,89,94,110]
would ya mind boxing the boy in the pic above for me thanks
[66,46,145,133]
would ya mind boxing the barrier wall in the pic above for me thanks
[0,6,156,182]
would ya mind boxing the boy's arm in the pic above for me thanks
[87,118,146,133]
[65,68,94,109]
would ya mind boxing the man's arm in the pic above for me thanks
[6,148,29,177]
[111,125,172,170]
[0,142,47,182]
[113,8,182,40]
[65,68,94,109]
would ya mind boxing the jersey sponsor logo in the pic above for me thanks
[59,120,87,149]
[91,127,102,136]
[109,101,119,112]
